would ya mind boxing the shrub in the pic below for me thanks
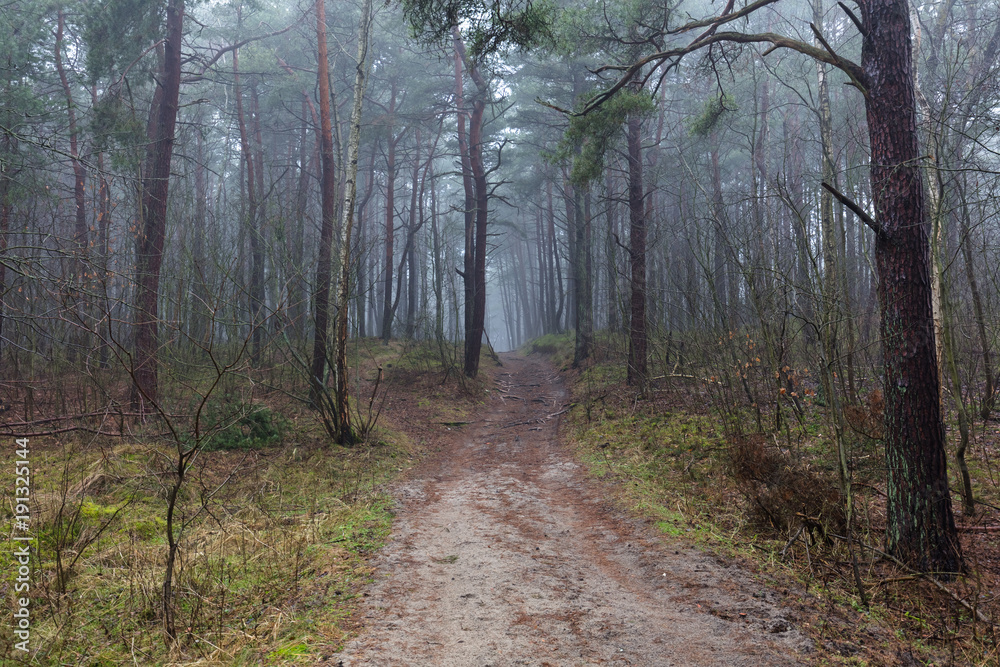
[202,403,287,451]
[729,433,845,543]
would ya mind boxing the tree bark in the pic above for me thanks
[547,179,564,331]
[332,0,373,445]
[131,0,184,412]
[309,0,337,408]
[453,29,489,377]
[405,128,422,339]
[453,33,476,358]
[710,132,728,328]
[55,10,88,272]
[381,79,398,342]
[55,9,90,361]
[860,0,961,573]
[233,43,263,365]
[626,109,647,385]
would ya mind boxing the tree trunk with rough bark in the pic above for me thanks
[381,79,398,342]
[453,29,489,377]
[861,0,961,574]
[131,0,184,412]
[626,110,646,386]
[309,0,337,409]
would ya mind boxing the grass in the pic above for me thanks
[551,333,1000,666]
[0,434,402,665]
[571,402,733,548]
[0,339,476,666]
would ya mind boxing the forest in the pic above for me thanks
[3,0,1000,663]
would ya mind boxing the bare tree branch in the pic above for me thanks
[822,181,883,238]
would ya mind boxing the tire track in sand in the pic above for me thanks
[329,353,812,666]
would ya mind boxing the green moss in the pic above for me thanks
[267,641,312,661]
[202,403,288,451]
[524,332,575,368]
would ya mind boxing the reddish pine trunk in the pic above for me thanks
[131,0,184,411]
[860,0,961,573]
[309,0,337,406]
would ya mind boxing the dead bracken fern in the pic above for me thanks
[843,389,885,440]
[728,433,845,543]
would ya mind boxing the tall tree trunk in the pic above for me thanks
[431,161,448,364]
[289,100,313,340]
[250,83,267,359]
[453,30,489,377]
[813,0,862,598]
[192,128,209,346]
[547,179,564,331]
[626,109,647,385]
[405,128,421,339]
[309,0,337,407]
[233,44,263,365]
[355,150,376,338]
[468,93,488,375]
[572,184,591,366]
[860,0,961,573]
[131,0,184,412]
[55,10,90,361]
[710,133,728,328]
[534,209,549,333]
[605,170,619,333]
[55,10,88,272]
[453,32,476,359]
[958,185,994,419]
[95,110,112,367]
[332,0,373,445]
[381,79,398,342]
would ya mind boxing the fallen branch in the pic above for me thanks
[957,525,1000,533]
[503,419,542,428]
[780,526,805,559]
[835,535,992,625]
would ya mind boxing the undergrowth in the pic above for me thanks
[546,329,1000,666]
[0,339,472,665]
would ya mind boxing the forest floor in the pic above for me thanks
[328,352,842,666]
[10,343,994,665]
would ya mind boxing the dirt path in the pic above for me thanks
[330,354,813,666]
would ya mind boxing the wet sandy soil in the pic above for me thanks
[329,353,814,666]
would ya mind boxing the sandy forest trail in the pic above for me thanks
[330,354,812,666]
